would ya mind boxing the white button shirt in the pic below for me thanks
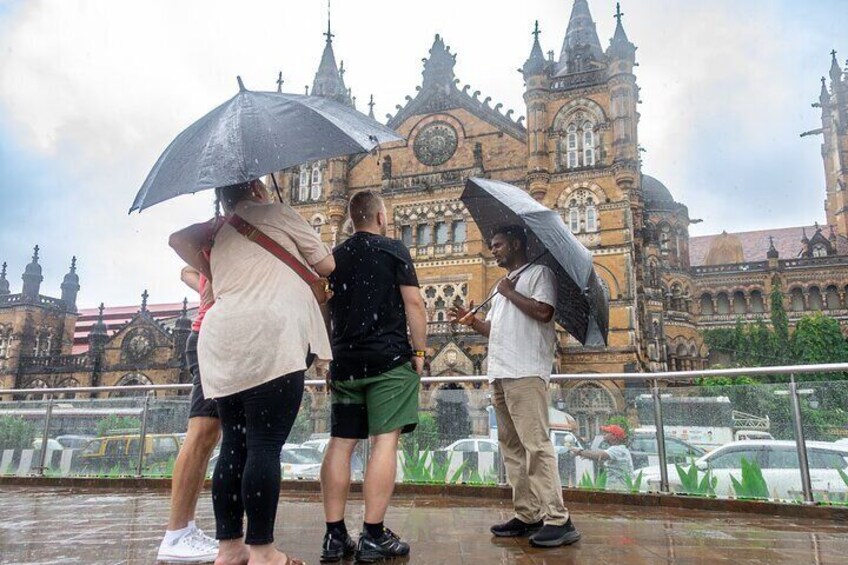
[485,264,557,382]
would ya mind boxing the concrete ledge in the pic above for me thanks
[2,476,846,522]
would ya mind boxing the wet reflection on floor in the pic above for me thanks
[0,487,846,564]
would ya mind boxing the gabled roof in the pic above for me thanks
[386,35,526,141]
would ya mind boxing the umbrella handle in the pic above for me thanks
[270,174,284,202]
[462,250,550,319]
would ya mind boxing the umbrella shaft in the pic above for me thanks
[467,250,549,316]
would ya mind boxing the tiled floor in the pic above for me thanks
[0,487,846,564]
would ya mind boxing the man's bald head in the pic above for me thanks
[349,190,386,231]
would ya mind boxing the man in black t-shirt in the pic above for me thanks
[319,190,427,563]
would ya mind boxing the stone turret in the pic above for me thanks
[523,21,551,201]
[0,262,9,296]
[21,245,43,301]
[311,14,353,106]
[558,0,605,75]
[89,303,109,353]
[60,256,80,313]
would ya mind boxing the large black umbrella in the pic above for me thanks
[461,177,609,346]
[129,77,403,212]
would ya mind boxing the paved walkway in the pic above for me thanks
[0,487,846,564]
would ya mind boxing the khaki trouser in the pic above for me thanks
[493,376,569,526]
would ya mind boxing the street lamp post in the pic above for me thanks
[775,375,815,504]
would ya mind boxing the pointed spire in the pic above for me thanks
[522,20,547,78]
[609,2,636,60]
[311,1,352,106]
[276,71,284,93]
[559,0,605,74]
[368,94,375,119]
[22,245,43,300]
[767,236,779,259]
[89,302,109,347]
[829,224,838,243]
[820,76,831,106]
[61,256,80,312]
[140,289,149,314]
[0,262,9,295]
[801,226,809,243]
[175,297,192,332]
[830,49,842,84]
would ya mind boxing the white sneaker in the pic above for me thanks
[157,527,219,563]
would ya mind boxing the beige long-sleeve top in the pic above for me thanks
[197,200,332,399]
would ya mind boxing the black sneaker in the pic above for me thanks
[528,519,581,547]
[320,530,356,563]
[490,517,544,537]
[355,527,410,563]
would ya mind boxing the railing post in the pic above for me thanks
[651,379,670,493]
[135,391,152,477]
[789,374,814,504]
[36,394,54,476]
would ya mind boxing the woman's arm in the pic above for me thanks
[169,218,220,279]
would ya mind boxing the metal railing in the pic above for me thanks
[3,361,848,504]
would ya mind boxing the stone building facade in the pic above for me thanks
[3,0,847,439]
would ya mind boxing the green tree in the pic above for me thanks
[96,415,141,437]
[401,411,439,454]
[790,313,848,375]
[0,417,37,450]
[770,275,790,352]
[434,384,471,447]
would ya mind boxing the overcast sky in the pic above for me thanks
[0,0,845,309]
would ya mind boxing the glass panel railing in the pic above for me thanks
[0,399,48,476]
[796,379,848,505]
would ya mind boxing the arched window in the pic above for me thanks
[298,166,309,202]
[25,379,48,401]
[750,290,765,313]
[790,288,805,312]
[400,225,413,247]
[310,165,322,200]
[417,224,432,247]
[659,225,671,254]
[0,326,10,359]
[582,121,595,166]
[566,124,578,168]
[825,285,841,310]
[812,244,828,258]
[699,294,714,315]
[808,287,823,311]
[585,199,597,232]
[568,205,579,232]
[112,372,154,398]
[435,222,449,245]
[311,217,323,234]
[716,293,731,315]
[566,383,615,439]
[33,330,51,357]
[732,291,747,315]
[452,220,466,243]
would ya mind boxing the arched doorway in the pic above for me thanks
[565,382,616,441]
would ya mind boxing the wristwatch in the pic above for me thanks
[412,350,426,358]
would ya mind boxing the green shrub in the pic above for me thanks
[675,459,717,497]
[0,416,37,450]
[95,415,141,437]
[730,457,769,499]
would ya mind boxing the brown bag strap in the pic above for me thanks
[227,214,319,285]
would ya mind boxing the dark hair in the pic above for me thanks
[215,181,253,213]
[492,225,528,251]
[348,189,384,229]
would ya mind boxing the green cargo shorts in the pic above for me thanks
[330,363,420,439]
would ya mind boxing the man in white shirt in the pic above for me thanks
[450,225,580,548]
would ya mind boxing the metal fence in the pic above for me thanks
[2,362,848,505]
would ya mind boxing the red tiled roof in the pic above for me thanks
[689,225,815,267]
[72,302,199,354]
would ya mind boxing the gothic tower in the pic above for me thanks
[522,0,646,373]
[815,51,848,238]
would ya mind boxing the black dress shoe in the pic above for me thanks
[320,530,356,563]
[490,517,544,537]
[355,527,410,563]
[529,519,582,547]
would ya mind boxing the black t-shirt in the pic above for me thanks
[328,232,420,380]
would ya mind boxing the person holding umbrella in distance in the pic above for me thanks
[450,225,581,548]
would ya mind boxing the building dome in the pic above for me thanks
[704,231,745,265]
[642,175,675,204]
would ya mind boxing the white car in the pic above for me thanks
[640,440,848,500]
[206,443,323,480]
[441,438,499,454]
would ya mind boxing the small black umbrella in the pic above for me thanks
[129,77,403,212]
[461,177,609,346]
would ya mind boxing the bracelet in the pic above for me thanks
[412,350,426,358]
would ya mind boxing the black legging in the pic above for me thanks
[212,372,304,545]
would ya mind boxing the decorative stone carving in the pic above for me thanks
[414,121,458,166]
[123,329,154,363]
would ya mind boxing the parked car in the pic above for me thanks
[206,443,323,480]
[77,434,181,473]
[31,438,64,452]
[56,435,95,450]
[441,438,499,454]
[640,440,848,499]
[590,430,705,470]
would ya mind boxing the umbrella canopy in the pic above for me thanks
[461,177,609,346]
[130,78,403,212]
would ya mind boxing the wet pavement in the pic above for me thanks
[0,487,846,564]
